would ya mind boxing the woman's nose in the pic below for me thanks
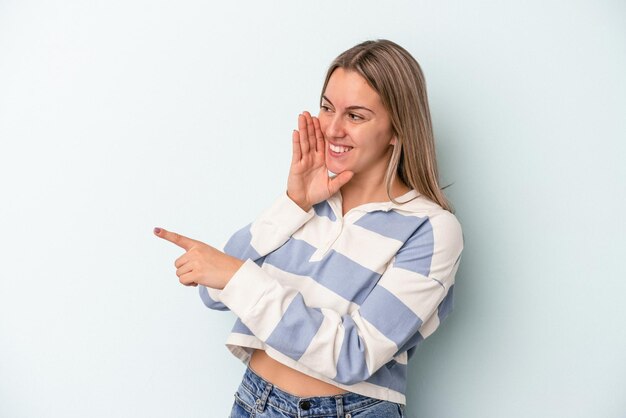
[323,114,345,139]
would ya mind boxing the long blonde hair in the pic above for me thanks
[320,39,455,213]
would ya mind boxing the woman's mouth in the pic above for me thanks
[329,144,353,154]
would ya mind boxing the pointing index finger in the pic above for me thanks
[153,227,196,250]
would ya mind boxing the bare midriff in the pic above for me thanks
[249,349,348,397]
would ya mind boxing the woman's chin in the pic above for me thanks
[325,157,349,176]
[327,165,346,176]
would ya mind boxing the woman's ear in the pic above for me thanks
[390,136,398,146]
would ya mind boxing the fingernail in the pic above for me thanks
[154,227,161,234]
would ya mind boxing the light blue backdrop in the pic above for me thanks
[1,1,624,417]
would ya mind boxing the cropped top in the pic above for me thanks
[199,189,464,404]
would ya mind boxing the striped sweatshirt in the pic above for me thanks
[199,189,464,404]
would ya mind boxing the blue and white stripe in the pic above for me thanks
[200,190,464,404]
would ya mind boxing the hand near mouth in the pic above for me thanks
[287,111,354,212]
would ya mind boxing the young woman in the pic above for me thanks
[154,39,464,418]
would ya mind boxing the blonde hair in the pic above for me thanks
[320,39,455,213]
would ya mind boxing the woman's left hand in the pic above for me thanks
[153,227,244,289]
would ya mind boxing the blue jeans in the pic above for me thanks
[229,366,405,418]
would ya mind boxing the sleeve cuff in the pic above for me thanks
[252,192,315,239]
[218,258,275,320]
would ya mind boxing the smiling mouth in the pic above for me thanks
[329,144,353,153]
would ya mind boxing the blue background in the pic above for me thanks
[1,1,624,417]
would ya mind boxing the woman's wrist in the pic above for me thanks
[218,256,245,290]
[286,190,312,212]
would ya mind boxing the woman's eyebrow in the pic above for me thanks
[322,95,375,114]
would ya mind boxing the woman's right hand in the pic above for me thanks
[287,111,354,212]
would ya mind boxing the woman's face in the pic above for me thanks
[318,68,395,179]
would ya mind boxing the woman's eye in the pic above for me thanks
[320,105,332,112]
[348,113,363,121]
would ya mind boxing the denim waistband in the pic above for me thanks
[237,366,386,417]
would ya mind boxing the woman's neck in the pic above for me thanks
[339,174,410,216]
